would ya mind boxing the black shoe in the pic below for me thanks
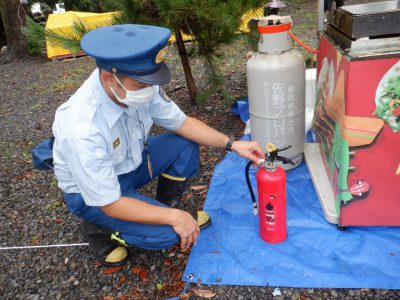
[156,173,188,207]
[81,221,128,266]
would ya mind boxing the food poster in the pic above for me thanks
[313,35,400,226]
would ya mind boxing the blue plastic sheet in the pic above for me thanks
[183,139,400,288]
[231,98,250,123]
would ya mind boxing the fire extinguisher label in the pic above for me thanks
[265,202,275,225]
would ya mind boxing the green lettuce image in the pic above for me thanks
[374,75,400,133]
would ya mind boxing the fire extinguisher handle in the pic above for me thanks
[245,161,258,215]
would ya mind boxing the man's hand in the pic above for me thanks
[169,209,200,251]
[101,197,200,251]
[231,140,265,164]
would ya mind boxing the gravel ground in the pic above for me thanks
[1,0,399,299]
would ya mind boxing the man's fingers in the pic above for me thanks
[186,235,193,249]
[180,237,187,250]
[250,144,265,157]
[248,153,261,164]
[254,148,266,158]
[180,225,200,250]
[193,228,200,245]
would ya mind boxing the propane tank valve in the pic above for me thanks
[264,143,296,168]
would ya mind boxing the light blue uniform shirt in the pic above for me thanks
[52,69,186,206]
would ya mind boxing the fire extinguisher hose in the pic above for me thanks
[245,161,259,215]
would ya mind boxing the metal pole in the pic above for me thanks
[318,0,325,32]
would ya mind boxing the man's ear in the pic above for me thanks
[100,69,113,84]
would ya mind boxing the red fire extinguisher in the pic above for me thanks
[245,143,294,243]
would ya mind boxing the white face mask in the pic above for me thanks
[110,74,155,107]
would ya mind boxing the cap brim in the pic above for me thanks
[127,63,171,85]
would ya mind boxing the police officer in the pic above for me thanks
[52,24,265,266]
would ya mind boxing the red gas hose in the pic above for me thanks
[288,32,319,54]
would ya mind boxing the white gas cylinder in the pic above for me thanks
[246,16,305,170]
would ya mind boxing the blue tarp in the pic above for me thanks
[231,98,249,123]
[183,137,400,288]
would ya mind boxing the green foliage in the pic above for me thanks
[46,198,65,210]
[196,91,210,105]
[103,0,124,11]
[118,0,264,101]
[45,18,90,53]
[21,17,46,55]
[22,15,91,55]
[243,18,261,51]
[120,0,263,55]
[118,0,161,25]
[66,0,104,12]
[185,1,262,55]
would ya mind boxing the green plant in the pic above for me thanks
[50,179,58,188]
[118,0,264,104]
[73,64,86,76]
[22,15,91,56]
[45,18,90,54]
[196,91,210,105]
[21,17,45,55]
[50,77,81,93]
[103,0,124,11]
[21,149,32,160]
[242,17,261,52]
[31,101,43,111]
[47,199,65,210]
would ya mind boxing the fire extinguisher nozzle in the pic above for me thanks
[253,204,258,215]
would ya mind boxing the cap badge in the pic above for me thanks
[155,46,168,64]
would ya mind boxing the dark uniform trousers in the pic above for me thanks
[64,133,199,250]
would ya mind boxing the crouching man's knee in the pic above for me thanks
[121,225,179,250]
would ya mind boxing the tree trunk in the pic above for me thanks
[0,0,29,64]
[174,28,197,105]
[0,15,5,47]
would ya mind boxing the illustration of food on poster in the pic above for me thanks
[313,39,400,226]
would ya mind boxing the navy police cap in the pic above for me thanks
[81,24,171,85]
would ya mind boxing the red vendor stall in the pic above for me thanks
[305,1,400,226]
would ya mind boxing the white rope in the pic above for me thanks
[18,1,28,26]
[0,243,89,250]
